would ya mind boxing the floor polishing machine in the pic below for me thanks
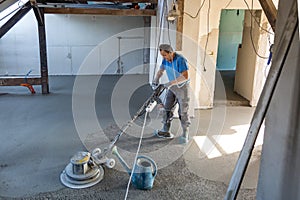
[60,84,166,189]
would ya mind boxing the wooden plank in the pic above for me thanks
[258,0,277,31]
[0,2,32,38]
[37,0,157,3]
[176,0,184,51]
[37,8,49,94]
[44,7,156,16]
[0,77,41,86]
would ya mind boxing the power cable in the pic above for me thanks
[224,0,233,9]
[184,0,206,19]
[242,0,274,35]
[124,111,149,200]
[181,0,210,72]
[202,0,211,72]
[166,0,172,46]
[152,0,166,82]
[249,0,269,59]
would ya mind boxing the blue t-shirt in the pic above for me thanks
[160,53,188,81]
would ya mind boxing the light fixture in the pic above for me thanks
[167,1,180,22]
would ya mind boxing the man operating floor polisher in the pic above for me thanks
[152,44,191,144]
[60,84,166,189]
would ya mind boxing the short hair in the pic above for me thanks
[159,44,173,53]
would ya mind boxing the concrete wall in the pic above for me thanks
[257,0,300,199]
[0,10,146,75]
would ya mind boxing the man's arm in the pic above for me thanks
[153,68,165,83]
[168,70,189,86]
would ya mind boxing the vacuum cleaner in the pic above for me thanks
[60,84,166,189]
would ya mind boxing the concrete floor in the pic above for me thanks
[0,75,263,199]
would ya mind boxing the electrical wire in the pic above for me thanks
[249,0,269,59]
[181,0,211,72]
[182,0,210,72]
[202,0,211,72]
[124,111,149,200]
[242,0,274,35]
[152,0,166,82]
[224,0,233,9]
[166,0,172,46]
[184,0,206,19]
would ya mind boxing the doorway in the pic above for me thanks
[215,9,249,106]
[216,9,244,71]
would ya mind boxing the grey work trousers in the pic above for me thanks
[162,83,191,131]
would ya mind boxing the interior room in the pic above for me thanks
[0,0,299,199]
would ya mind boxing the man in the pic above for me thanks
[152,44,191,144]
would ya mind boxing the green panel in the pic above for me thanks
[217,9,245,71]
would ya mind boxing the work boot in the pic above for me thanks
[178,127,189,144]
[154,123,174,138]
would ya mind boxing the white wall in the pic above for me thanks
[0,11,146,75]
[234,10,272,106]
[180,0,276,108]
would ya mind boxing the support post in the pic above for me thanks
[176,0,184,51]
[224,1,298,199]
[143,16,151,74]
[32,3,44,26]
[37,8,49,94]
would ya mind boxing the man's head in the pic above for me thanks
[159,44,174,62]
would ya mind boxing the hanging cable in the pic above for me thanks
[224,0,233,9]
[249,0,269,59]
[182,0,210,72]
[152,0,166,82]
[202,0,211,72]
[124,111,149,200]
[242,0,274,35]
[166,0,172,46]
[184,0,206,19]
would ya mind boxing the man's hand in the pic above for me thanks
[151,79,159,90]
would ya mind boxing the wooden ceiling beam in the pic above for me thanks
[37,0,157,3]
[258,0,277,31]
[44,7,156,16]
